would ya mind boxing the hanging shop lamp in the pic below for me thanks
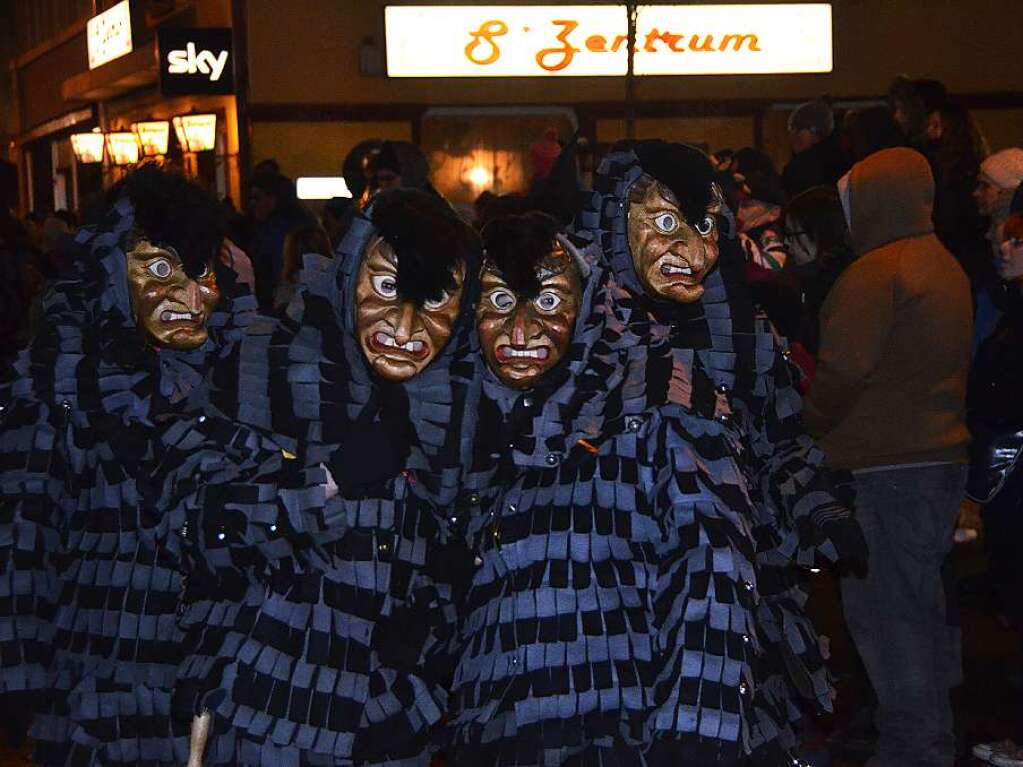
[131,120,170,157]
[172,113,217,153]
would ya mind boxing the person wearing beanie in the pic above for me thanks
[976,148,1023,259]
[783,98,851,197]
[807,147,973,767]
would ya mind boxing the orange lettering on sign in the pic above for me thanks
[536,20,579,72]
[465,20,508,65]
[463,16,764,72]
[718,33,761,52]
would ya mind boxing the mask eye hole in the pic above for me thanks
[371,275,398,299]
[695,215,715,237]
[488,289,516,313]
[423,291,450,311]
[653,212,679,234]
[147,259,173,279]
[534,290,562,313]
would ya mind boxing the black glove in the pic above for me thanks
[372,597,430,673]
[326,421,410,498]
[821,515,868,576]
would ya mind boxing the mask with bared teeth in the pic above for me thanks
[624,140,724,305]
[477,212,584,390]
[355,236,464,382]
[126,238,220,350]
[627,176,723,304]
[354,189,477,383]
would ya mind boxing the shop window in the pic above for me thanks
[420,108,578,208]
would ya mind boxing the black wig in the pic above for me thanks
[632,140,716,226]
[369,188,479,305]
[480,211,562,299]
[109,163,224,278]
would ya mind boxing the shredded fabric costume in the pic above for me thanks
[156,198,481,766]
[0,194,255,766]
[446,204,802,763]
[581,145,859,764]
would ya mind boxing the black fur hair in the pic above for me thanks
[109,163,223,278]
[369,188,480,305]
[633,140,715,226]
[480,211,561,299]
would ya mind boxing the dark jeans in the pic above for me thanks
[982,469,1023,741]
[841,463,967,767]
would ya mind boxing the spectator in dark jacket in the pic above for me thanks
[845,105,905,163]
[783,99,850,197]
[967,208,1023,764]
[783,186,857,356]
[247,169,314,311]
[929,103,990,288]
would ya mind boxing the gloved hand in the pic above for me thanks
[821,515,868,576]
[326,421,409,499]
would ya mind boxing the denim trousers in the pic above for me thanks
[841,462,967,767]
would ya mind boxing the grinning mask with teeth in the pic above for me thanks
[355,236,465,382]
[478,212,584,389]
[627,176,722,304]
[126,238,220,350]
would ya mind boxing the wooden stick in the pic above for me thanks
[187,711,212,767]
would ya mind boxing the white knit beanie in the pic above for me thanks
[980,148,1023,191]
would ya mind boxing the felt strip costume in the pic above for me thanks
[159,189,481,765]
[445,206,762,766]
[580,142,861,764]
[0,167,255,766]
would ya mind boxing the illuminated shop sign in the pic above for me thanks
[87,0,133,70]
[385,4,833,77]
[158,28,234,95]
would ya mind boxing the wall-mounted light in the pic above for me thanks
[70,129,105,164]
[106,132,140,165]
[172,113,217,153]
[466,165,492,189]
[132,120,170,156]
[296,177,353,200]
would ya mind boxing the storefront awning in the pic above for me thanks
[62,45,158,103]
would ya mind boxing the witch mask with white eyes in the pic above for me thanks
[126,238,220,350]
[355,236,464,382]
[627,177,723,304]
[477,236,584,390]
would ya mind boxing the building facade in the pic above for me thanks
[9,0,1023,213]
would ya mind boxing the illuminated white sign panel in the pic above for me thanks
[297,177,354,200]
[87,0,133,70]
[385,4,832,77]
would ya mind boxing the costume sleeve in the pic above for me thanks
[803,258,895,437]
[0,392,63,694]
[644,415,759,766]
[743,329,858,567]
[152,413,343,570]
[0,297,79,695]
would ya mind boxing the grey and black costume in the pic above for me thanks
[445,203,784,764]
[0,184,255,766]
[156,189,482,765]
[581,143,863,764]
